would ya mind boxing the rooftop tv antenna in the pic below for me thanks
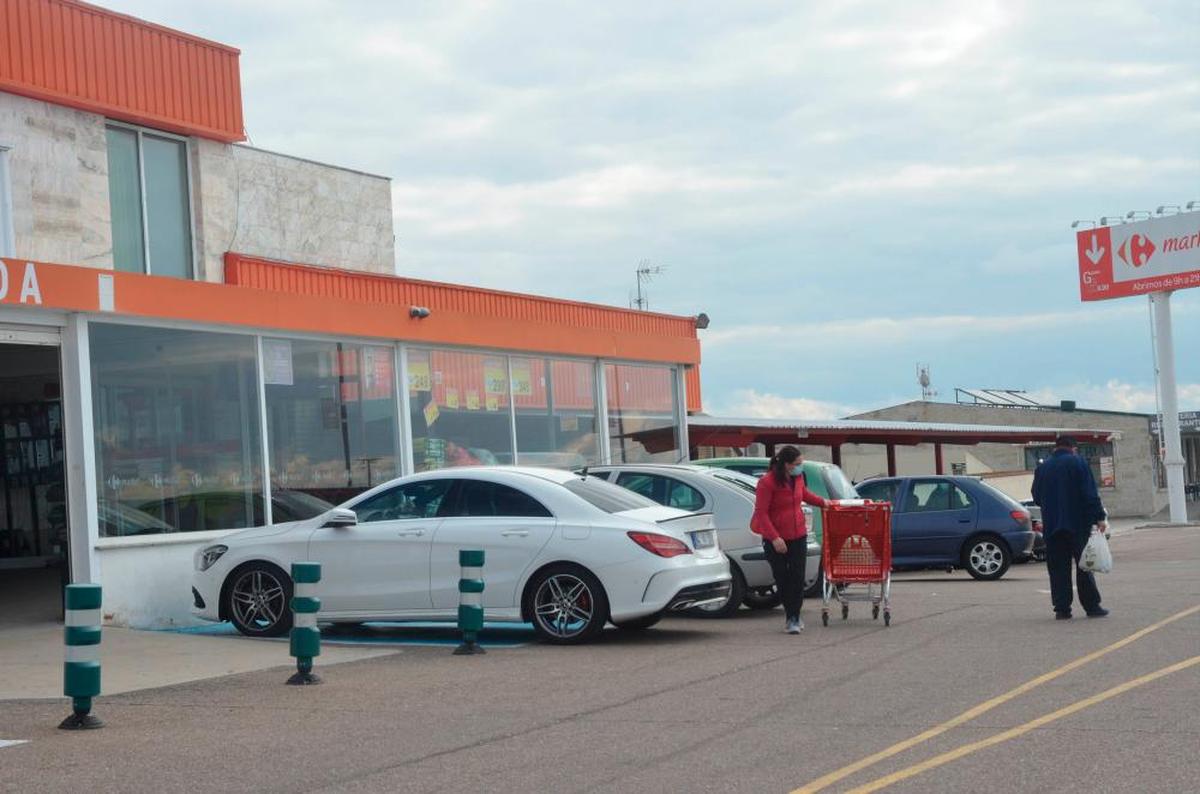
[631,260,666,310]
[918,364,937,401]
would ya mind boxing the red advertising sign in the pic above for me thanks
[1078,211,1200,301]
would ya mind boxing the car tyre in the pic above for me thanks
[962,534,1012,581]
[224,562,293,637]
[689,565,746,619]
[524,564,609,645]
[614,612,663,631]
[742,585,782,610]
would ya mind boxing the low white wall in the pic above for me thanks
[96,534,229,628]
[979,472,1035,503]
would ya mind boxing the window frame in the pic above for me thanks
[105,120,198,280]
[349,478,455,523]
[901,479,955,514]
[442,478,555,519]
[614,471,706,512]
[0,143,14,258]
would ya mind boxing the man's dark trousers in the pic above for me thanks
[764,538,807,621]
[1044,529,1101,615]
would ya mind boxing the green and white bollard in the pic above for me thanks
[454,549,486,655]
[287,562,322,685]
[60,584,103,730]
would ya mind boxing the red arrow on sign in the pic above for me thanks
[1077,226,1114,301]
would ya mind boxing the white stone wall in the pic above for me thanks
[193,140,394,281]
[1,90,395,281]
[0,92,112,268]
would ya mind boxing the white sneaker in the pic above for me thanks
[795,616,805,632]
[785,618,801,635]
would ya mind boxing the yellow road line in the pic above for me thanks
[846,653,1200,793]
[791,603,1200,794]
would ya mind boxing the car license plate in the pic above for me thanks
[690,530,715,549]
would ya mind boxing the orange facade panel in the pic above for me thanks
[225,253,700,342]
[685,365,702,414]
[0,0,244,141]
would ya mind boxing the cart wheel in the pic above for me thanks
[884,611,891,627]
[841,604,849,620]
[821,611,829,627]
[872,604,880,620]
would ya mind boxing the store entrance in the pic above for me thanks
[0,340,68,626]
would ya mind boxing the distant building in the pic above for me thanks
[826,400,1170,518]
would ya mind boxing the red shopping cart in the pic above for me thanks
[821,500,892,627]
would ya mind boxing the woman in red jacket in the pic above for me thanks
[752,445,827,634]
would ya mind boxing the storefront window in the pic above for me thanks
[512,357,601,468]
[263,339,400,508]
[90,324,263,535]
[408,348,514,471]
[605,363,681,463]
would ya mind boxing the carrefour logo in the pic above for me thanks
[1117,234,1155,268]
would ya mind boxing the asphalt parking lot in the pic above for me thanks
[2,524,1197,794]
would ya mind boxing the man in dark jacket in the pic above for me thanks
[1032,436,1109,620]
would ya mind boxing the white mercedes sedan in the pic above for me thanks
[191,467,731,644]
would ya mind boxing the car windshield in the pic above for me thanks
[564,476,659,513]
[821,466,860,499]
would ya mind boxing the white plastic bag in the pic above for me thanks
[1079,530,1113,574]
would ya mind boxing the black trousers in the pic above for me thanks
[1045,530,1101,615]
[764,538,808,621]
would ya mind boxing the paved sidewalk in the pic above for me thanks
[0,624,400,700]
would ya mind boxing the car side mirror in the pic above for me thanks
[321,508,358,529]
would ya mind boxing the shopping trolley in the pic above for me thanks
[821,500,892,627]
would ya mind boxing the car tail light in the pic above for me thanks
[627,531,692,558]
[1011,510,1030,526]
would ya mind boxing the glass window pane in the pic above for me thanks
[513,357,600,468]
[142,134,193,279]
[352,479,452,523]
[105,126,145,274]
[564,477,658,514]
[264,339,400,509]
[407,349,513,472]
[90,324,263,535]
[449,480,552,518]
[605,363,680,463]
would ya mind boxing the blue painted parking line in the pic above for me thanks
[156,621,533,648]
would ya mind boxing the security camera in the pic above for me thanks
[409,305,431,319]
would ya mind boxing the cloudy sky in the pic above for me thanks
[112,0,1200,418]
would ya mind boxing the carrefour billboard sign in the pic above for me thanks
[1077,210,1200,301]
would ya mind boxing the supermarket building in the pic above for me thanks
[0,0,700,627]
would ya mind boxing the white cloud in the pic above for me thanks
[702,304,1145,349]
[714,389,859,421]
[1026,381,1200,414]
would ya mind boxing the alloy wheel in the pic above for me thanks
[533,573,594,639]
[969,541,1004,576]
[230,569,287,631]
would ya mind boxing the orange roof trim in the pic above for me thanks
[0,0,245,142]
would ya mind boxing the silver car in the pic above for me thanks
[583,464,820,617]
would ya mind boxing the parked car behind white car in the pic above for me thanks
[583,464,820,617]
[192,467,731,644]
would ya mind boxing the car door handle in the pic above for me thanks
[397,529,425,537]
[501,530,530,537]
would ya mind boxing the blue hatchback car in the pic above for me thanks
[853,476,1035,581]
